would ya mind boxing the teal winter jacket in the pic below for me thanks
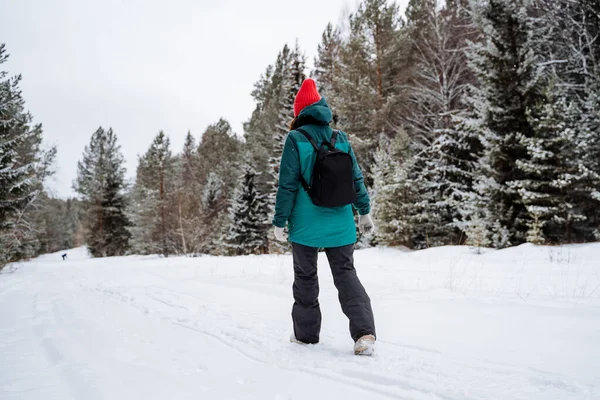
[272,98,371,248]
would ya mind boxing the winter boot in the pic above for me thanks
[354,335,375,356]
[290,334,309,345]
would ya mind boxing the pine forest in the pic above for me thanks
[1,0,599,266]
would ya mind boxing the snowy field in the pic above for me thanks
[1,244,600,400]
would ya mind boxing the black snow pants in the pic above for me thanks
[291,242,376,344]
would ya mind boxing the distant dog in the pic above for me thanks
[62,253,67,261]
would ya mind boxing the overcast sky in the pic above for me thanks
[2,0,409,198]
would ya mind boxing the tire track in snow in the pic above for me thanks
[31,286,102,400]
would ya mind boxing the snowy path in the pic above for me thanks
[1,245,599,399]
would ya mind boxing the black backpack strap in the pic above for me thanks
[296,128,320,152]
[330,130,339,147]
[299,174,311,191]
[292,129,313,191]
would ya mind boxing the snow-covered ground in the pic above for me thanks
[1,244,599,400]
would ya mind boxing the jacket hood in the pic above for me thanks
[297,97,333,125]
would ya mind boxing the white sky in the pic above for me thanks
[2,0,409,198]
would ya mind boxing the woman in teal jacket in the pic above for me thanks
[272,78,376,356]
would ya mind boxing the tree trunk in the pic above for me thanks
[178,192,187,255]
[96,198,102,250]
[160,169,167,256]
[374,29,385,106]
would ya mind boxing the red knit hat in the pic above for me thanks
[294,78,321,117]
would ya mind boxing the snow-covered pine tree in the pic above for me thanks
[225,164,269,255]
[546,0,600,241]
[267,44,306,211]
[371,131,416,247]
[128,131,177,256]
[11,141,56,260]
[173,130,201,255]
[405,0,438,40]
[463,211,491,253]
[446,111,485,243]
[517,0,600,242]
[74,127,130,257]
[180,131,197,188]
[0,45,33,236]
[128,155,157,255]
[526,209,545,245]
[508,83,585,244]
[0,44,57,265]
[573,80,600,240]
[264,43,305,253]
[244,66,276,195]
[244,52,292,254]
[198,172,228,255]
[404,0,444,143]
[194,119,242,255]
[464,0,545,247]
[402,0,477,247]
[265,45,293,212]
[333,0,407,179]
[196,119,241,196]
[313,23,342,103]
[150,132,175,255]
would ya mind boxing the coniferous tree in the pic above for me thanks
[243,44,305,253]
[0,44,56,265]
[405,0,437,33]
[244,65,280,252]
[173,131,201,254]
[225,164,269,255]
[541,0,600,241]
[573,81,600,241]
[463,0,545,247]
[195,119,241,254]
[574,0,600,241]
[245,66,276,195]
[199,172,228,254]
[508,84,584,243]
[403,0,477,247]
[331,0,410,181]
[129,131,178,255]
[128,159,157,255]
[196,119,240,191]
[74,127,130,257]
[371,132,416,247]
[0,44,33,235]
[314,23,342,102]
[267,44,306,214]
[180,131,197,188]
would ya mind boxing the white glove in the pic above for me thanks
[274,226,288,242]
[358,214,375,235]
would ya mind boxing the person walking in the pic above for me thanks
[272,78,376,356]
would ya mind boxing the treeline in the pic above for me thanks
[2,0,599,264]
[75,0,600,257]
[368,0,600,249]
[72,42,306,257]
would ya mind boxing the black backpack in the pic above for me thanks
[296,128,357,208]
